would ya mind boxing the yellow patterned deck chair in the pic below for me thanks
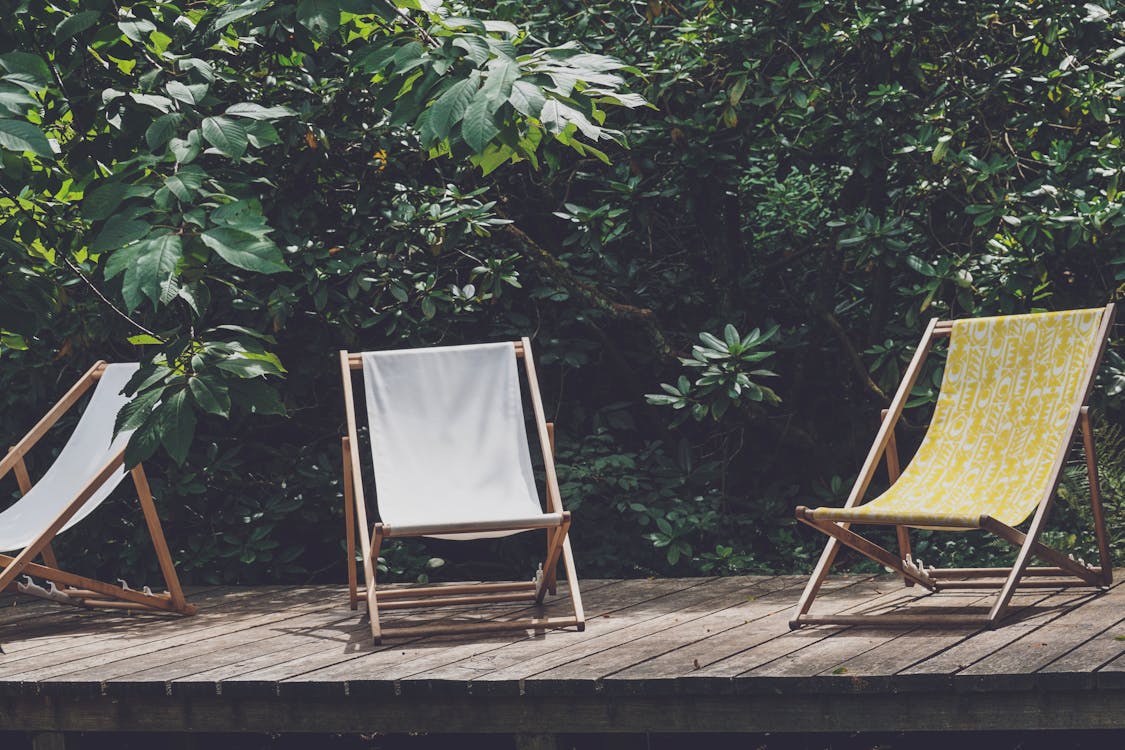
[792,305,1116,628]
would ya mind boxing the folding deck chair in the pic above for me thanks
[338,339,584,642]
[792,305,1116,628]
[0,361,194,615]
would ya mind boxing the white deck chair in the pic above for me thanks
[0,361,194,615]
[339,339,584,642]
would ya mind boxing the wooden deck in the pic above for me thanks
[3,574,1125,739]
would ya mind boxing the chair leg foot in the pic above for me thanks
[788,619,803,631]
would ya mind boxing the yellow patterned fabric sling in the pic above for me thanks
[810,308,1105,529]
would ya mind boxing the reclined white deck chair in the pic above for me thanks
[792,305,1116,629]
[0,361,194,615]
[338,339,584,642]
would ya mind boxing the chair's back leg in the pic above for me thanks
[543,422,559,595]
[880,409,913,587]
[535,514,571,604]
[38,544,58,569]
[1080,408,1112,586]
[343,437,359,610]
[131,464,192,614]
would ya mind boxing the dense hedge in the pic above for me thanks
[1,1,1123,588]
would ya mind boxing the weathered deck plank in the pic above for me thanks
[283,577,714,696]
[960,584,1125,677]
[3,575,1125,737]
[601,575,874,688]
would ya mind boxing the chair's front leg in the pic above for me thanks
[132,464,193,614]
[368,523,385,643]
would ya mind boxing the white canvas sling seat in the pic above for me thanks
[339,339,585,643]
[0,364,136,552]
[362,342,562,539]
[0,361,194,616]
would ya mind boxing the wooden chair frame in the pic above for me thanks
[0,361,195,616]
[339,339,585,643]
[792,304,1116,629]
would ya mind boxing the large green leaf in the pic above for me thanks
[0,52,51,90]
[217,356,284,378]
[296,0,339,38]
[0,84,37,116]
[164,165,207,201]
[111,233,183,310]
[461,87,502,153]
[55,10,100,40]
[169,130,202,164]
[166,80,207,105]
[201,227,287,273]
[214,0,273,30]
[188,374,231,417]
[0,119,52,158]
[114,386,163,435]
[508,80,546,118]
[82,183,152,221]
[225,102,297,120]
[123,410,162,469]
[145,113,183,150]
[157,390,197,465]
[427,77,479,140]
[91,216,150,253]
[201,116,249,159]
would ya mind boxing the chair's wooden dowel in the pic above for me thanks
[71,597,174,611]
[59,588,100,597]
[938,579,1097,589]
[378,581,536,599]
[795,614,985,628]
[0,553,188,614]
[382,516,564,537]
[379,616,580,640]
[379,591,538,610]
[929,566,1091,578]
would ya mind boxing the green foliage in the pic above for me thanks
[647,324,780,423]
[0,0,643,470]
[1,0,1124,586]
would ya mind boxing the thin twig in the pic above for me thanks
[62,257,164,341]
[389,2,439,48]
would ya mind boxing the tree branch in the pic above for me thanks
[821,310,889,403]
[499,220,672,361]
